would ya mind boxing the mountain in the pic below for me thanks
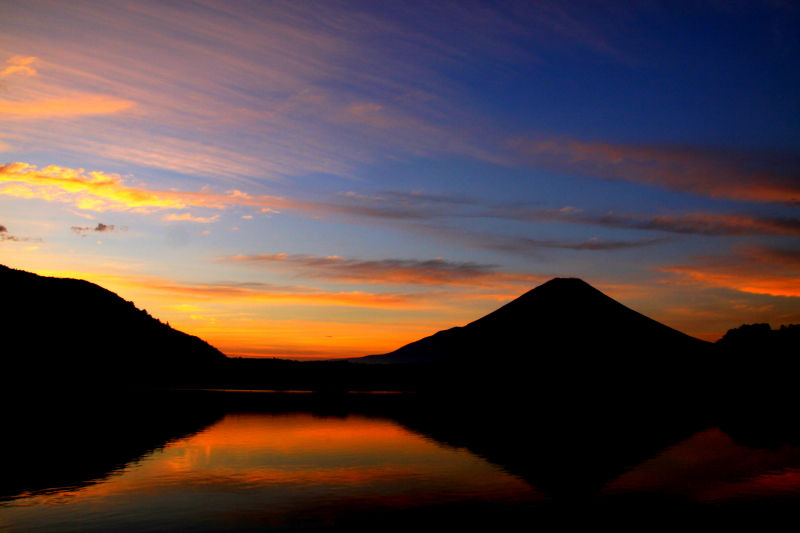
[1,264,226,387]
[354,277,709,365]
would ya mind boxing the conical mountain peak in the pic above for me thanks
[355,277,708,364]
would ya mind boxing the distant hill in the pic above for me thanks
[2,264,226,387]
[716,322,800,352]
[354,277,710,365]
[713,322,800,402]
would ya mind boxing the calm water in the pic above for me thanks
[0,412,541,532]
[3,396,800,531]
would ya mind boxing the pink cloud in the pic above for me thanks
[510,137,800,204]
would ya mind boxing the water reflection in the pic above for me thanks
[0,390,222,505]
[390,395,709,501]
[0,412,541,532]
[3,392,800,531]
[601,427,800,502]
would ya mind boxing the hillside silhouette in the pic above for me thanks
[4,266,755,395]
[2,264,226,387]
[716,322,800,352]
[356,277,709,365]
[714,322,800,407]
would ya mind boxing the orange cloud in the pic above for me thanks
[0,162,188,211]
[511,137,800,204]
[0,162,461,230]
[661,245,800,298]
[12,162,789,253]
[0,162,429,221]
[1,56,37,77]
[0,162,296,213]
[664,269,800,298]
[0,95,134,118]
[138,279,434,309]
[36,269,442,310]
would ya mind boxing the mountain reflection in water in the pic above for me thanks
[2,391,800,531]
[602,426,800,502]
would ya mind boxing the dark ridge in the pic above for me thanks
[1,264,226,388]
[716,322,800,351]
[713,322,800,410]
[354,277,709,365]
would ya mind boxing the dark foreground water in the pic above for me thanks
[2,390,800,531]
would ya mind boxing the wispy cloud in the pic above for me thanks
[454,229,673,253]
[1,56,37,77]
[0,224,41,242]
[509,137,800,205]
[485,207,800,237]
[0,95,134,119]
[37,267,452,310]
[2,161,679,255]
[391,223,674,258]
[5,160,756,258]
[0,161,478,222]
[70,223,127,236]
[223,253,547,287]
[662,245,800,297]
[2,2,794,191]
[337,187,800,236]
[164,213,220,223]
[0,1,646,181]
[0,162,294,212]
[106,275,444,310]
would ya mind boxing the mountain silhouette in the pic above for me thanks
[2,264,226,387]
[355,277,709,365]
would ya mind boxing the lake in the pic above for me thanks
[2,390,799,531]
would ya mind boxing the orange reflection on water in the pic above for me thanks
[138,413,538,494]
[601,427,800,502]
[186,413,417,452]
[0,413,541,532]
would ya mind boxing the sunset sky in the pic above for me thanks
[2,0,799,358]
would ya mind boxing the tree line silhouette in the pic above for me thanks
[716,322,800,352]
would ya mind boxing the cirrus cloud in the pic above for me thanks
[661,245,800,298]
[1,56,37,77]
[164,213,221,223]
[0,95,135,119]
[510,137,800,205]
[223,253,548,287]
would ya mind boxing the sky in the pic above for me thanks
[1,0,799,358]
